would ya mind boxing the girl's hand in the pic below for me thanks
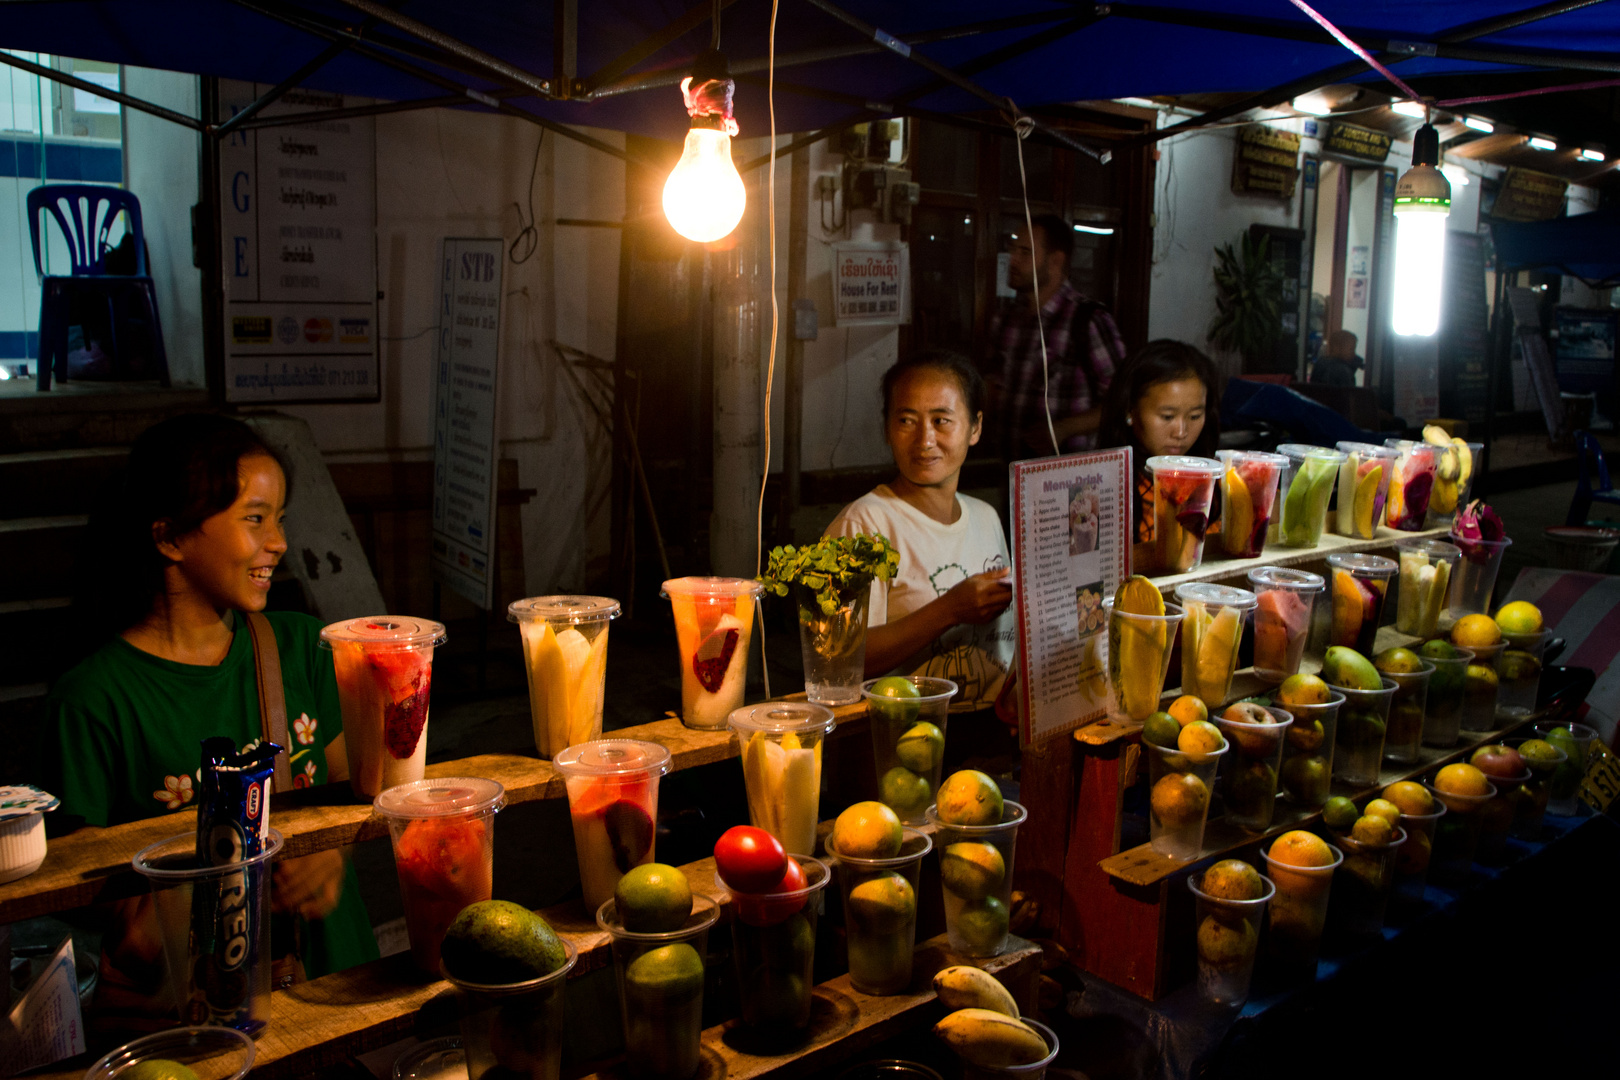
[273,849,346,920]
[947,569,1013,624]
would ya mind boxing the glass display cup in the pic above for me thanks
[393,1037,464,1080]
[552,740,672,914]
[1278,692,1344,807]
[862,676,957,825]
[795,583,873,706]
[1475,769,1529,865]
[1144,739,1226,861]
[1392,801,1445,907]
[1426,439,1483,528]
[508,596,621,759]
[597,895,720,1080]
[1215,449,1288,558]
[1427,780,1496,881]
[445,937,577,1080]
[1333,442,1400,540]
[1175,583,1258,709]
[725,855,830,1044]
[84,1027,256,1080]
[1248,567,1323,683]
[926,801,1026,958]
[1329,828,1407,940]
[730,702,836,856]
[375,778,505,975]
[1273,444,1346,548]
[131,829,284,1036]
[1446,535,1512,624]
[1394,540,1462,638]
[831,828,932,994]
[1145,456,1225,573]
[1507,737,1566,840]
[1188,871,1274,1007]
[1328,679,1397,785]
[1212,705,1292,832]
[954,1018,1059,1080]
[1495,629,1550,719]
[1534,721,1598,816]
[1262,842,1343,983]
[1381,662,1434,765]
[1381,441,1439,531]
[1326,553,1397,654]
[1420,646,1475,748]
[319,615,447,798]
[1459,641,1506,732]
[660,577,764,729]
[1103,598,1184,721]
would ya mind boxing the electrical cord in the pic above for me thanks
[1008,110,1059,457]
[756,0,780,578]
[509,129,545,264]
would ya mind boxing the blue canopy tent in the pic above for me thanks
[1492,208,1620,288]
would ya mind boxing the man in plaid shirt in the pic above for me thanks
[988,213,1127,458]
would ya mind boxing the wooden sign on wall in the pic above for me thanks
[1324,122,1391,162]
[1492,167,1568,222]
[1232,125,1301,198]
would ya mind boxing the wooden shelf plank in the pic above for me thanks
[1147,525,1449,594]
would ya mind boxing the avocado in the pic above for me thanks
[441,899,566,984]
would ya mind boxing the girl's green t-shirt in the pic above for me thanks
[44,610,378,977]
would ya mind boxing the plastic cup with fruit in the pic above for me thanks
[830,820,933,995]
[1380,781,1446,906]
[1274,677,1345,808]
[1415,640,1474,748]
[1104,577,1183,721]
[1188,860,1274,1007]
[320,616,447,799]
[1273,445,1346,549]
[661,577,764,730]
[553,740,672,914]
[1380,440,1439,531]
[1174,583,1257,708]
[1261,831,1343,982]
[375,777,505,975]
[1506,737,1566,841]
[862,676,957,825]
[1247,568,1324,684]
[717,839,831,1043]
[508,595,620,759]
[1371,649,1434,765]
[1215,450,1288,559]
[1417,426,1480,528]
[730,702,836,857]
[1447,502,1511,623]
[1332,442,1399,540]
[1393,539,1461,638]
[1212,703,1293,833]
[1494,628,1549,720]
[1328,823,1407,940]
[928,771,1024,958]
[84,1028,257,1080]
[1143,456,1225,573]
[1533,721,1598,816]
[1144,724,1227,861]
[1426,763,1497,881]
[1468,744,1532,865]
[1320,647,1397,785]
[1326,552,1397,654]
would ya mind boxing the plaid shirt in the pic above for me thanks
[990,279,1125,455]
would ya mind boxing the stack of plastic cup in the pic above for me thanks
[598,895,720,1080]
[725,855,831,1044]
[1273,445,1346,548]
[660,577,764,729]
[1460,642,1507,733]
[831,828,932,994]
[1262,840,1343,983]
[1213,705,1292,832]
[730,702,836,856]
[320,615,447,798]
[1278,692,1345,807]
[445,938,578,1080]
[1328,678,1397,786]
[862,677,957,825]
[375,778,505,975]
[1215,449,1288,559]
[1447,533,1513,624]
[1144,456,1225,573]
[1495,629,1551,719]
[1248,568,1323,683]
[1426,439,1483,529]
[1145,738,1226,861]
[1326,552,1397,654]
[1188,870,1275,1007]
[1535,721,1598,816]
[1421,646,1475,748]
[508,595,621,759]
[1392,800,1445,907]
[1175,583,1257,709]
[1394,539,1462,638]
[1382,441,1439,531]
[1329,828,1407,940]
[1381,661,1434,764]
[553,740,672,914]
[928,801,1026,958]
[1333,442,1400,540]
[1427,779,1497,882]
[1508,737,1566,840]
[1103,598,1184,721]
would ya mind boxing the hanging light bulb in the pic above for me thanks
[663,52,745,243]
[1392,122,1451,338]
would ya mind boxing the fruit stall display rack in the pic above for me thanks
[1147,525,1450,595]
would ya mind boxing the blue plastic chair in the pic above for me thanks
[27,184,169,390]
[1567,430,1620,526]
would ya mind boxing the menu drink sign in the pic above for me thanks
[1010,448,1132,746]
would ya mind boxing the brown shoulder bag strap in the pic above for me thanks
[246,611,294,793]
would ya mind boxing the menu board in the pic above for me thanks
[1010,448,1133,746]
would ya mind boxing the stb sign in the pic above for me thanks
[832,241,910,327]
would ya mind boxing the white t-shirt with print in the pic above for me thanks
[827,484,1015,711]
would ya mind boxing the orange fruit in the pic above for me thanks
[1434,762,1490,797]
[1351,814,1394,845]
[1451,614,1503,649]
[1269,830,1335,868]
[1168,695,1208,728]
[1177,720,1226,761]
[1382,781,1435,817]
[1201,859,1264,900]
[1494,601,1543,636]
[1363,798,1402,830]
[1150,773,1209,828]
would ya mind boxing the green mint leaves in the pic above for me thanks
[759,533,900,615]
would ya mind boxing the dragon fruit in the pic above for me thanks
[1451,500,1506,562]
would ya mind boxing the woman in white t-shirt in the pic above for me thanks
[827,350,1015,713]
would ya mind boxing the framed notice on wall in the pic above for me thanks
[217,81,379,403]
[1010,448,1133,747]
[832,241,910,326]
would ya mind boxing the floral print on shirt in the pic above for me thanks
[294,713,318,745]
[153,774,194,810]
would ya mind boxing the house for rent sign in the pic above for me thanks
[832,242,910,326]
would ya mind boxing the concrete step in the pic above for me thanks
[0,446,128,517]
[0,516,88,600]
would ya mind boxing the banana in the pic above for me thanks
[934,1008,1050,1068]
[933,966,1020,1017]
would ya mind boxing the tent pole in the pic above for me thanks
[554,0,578,99]
[0,51,204,131]
[584,0,744,95]
[200,77,228,405]
[214,39,355,137]
[233,94,470,129]
[328,0,554,98]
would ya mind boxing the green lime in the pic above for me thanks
[896,721,944,773]
[869,676,921,725]
[122,1062,200,1080]
[940,841,1006,901]
[615,863,693,933]
[624,942,705,1007]
[1322,796,1359,831]
[847,871,916,934]
[1142,712,1181,750]
[936,770,1004,826]
[879,766,932,817]
[953,895,1010,953]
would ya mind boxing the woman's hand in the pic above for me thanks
[273,849,346,920]
[946,569,1013,624]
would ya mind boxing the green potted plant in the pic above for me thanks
[759,533,899,705]
[1209,231,1284,371]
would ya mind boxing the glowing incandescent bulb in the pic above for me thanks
[664,126,746,243]
[1392,123,1451,338]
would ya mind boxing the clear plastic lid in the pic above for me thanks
[1382,439,1439,463]
[552,739,672,779]
[1326,552,1399,577]
[1394,538,1463,562]
[1173,582,1258,611]
[1143,455,1224,477]
[1334,441,1400,460]
[1247,566,1324,592]
[319,615,446,652]
[507,595,621,625]
[1216,449,1289,468]
[660,576,765,599]
[0,784,59,821]
[728,701,836,737]
[393,1037,466,1080]
[374,777,505,820]
[1276,443,1348,465]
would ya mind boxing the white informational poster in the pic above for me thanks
[218,82,379,403]
[831,241,910,326]
[2,936,84,1073]
[1010,448,1133,746]
[431,238,503,610]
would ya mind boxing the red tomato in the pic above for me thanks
[733,855,810,927]
[714,826,787,892]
